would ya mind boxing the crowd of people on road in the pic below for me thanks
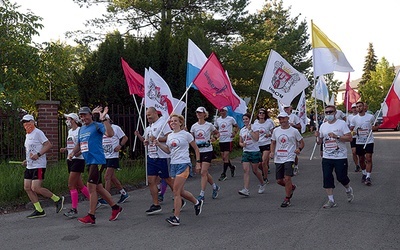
[19,100,378,225]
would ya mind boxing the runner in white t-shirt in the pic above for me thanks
[350,102,379,186]
[284,105,301,175]
[21,114,64,219]
[214,107,238,181]
[253,108,275,184]
[315,105,354,208]
[190,106,220,201]
[346,103,360,172]
[156,114,204,226]
[238,113,265,197]
[270,112,304,208]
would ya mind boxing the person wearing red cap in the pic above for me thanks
[60,113,90,218]
[21,114,64,219]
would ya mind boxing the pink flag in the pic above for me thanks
[121,57,144,97]
[381,72,400,128]
[343,73,360,110]
[192,52,240,110]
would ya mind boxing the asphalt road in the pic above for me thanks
[1,131,400,250]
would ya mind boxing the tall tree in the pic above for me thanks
[358,57,395,112]
[0,0,43,111]
[359,42,378,85]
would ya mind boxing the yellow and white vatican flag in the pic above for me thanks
[312,21,354,78]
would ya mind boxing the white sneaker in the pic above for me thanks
[346,187,354,202]
[258,184,266,194]
[238,188,250,196]
[293,165,299,176]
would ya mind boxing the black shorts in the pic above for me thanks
[259,144,271,152]
[102,158,120,169]
[275,161,294,179]
[356,143,374,156]
[24,168,46,180]
[67,159,85,173]
[200,151,213,163]
[350,138,357,148]
[87,164,102,184]
[322,158,350,189]
[219,142,233,152]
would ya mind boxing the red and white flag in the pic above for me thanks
[343,73,360,111]
[121,57,144,97]
[296,90,307,133]
[192,52,241,110]
[260,50,310,106]
[144,67,174,117]
[381,71,400,128]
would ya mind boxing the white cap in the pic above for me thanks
[196,106,207,113]
[277,112,289,118]
[20,114,34,122]
[351,103,356,108]
[220,107,228,111]
[64,113,80,123]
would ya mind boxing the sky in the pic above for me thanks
[11,0,400,83]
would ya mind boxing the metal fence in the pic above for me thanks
[1,105,145,162]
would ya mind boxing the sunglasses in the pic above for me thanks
[258,112,265,114]
[325,110,335,115]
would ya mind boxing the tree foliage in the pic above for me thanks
[358,57,395,112]
[359,42,378,86]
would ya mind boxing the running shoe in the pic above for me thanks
[166,216,180,226]
[230,165,236,177]
[218,173,227,181]
[280,199,291,208]
[346,187,354,202]
[197,195,205,201]
[238,188,250,197]
[212,185,220,199]
[293,165,299,176]
[109,206,123,221]
[322,200,337,209]
[365,177,372,186]
[64,208,78,218]
[355,165,361,172]
[146,204,162,215]
[55,196,65,213]
[258,183,266,194]
[263,178,269,184]
[289,184,297,199]
[194,199,203,216]
[117,193,129,204]
[27,210,46,219]
[172,199,186,212]
[361,175,367,183]
[95,201,102,210]
[78,214,95,224]
[98,198,108,205]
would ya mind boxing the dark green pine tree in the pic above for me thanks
[359,42,378,85]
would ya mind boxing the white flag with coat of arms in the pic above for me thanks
[260,50,310,106]
[295,90,307,133]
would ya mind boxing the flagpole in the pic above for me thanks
[132,99,144,152]
[310,76,319,160]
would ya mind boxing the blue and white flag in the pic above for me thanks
[186,39,207,90]
[312,76,330,105]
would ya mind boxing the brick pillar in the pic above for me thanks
[36,100,60,162]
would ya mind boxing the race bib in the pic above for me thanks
[66,141,75,149]
[276,149,288,158]
[324,140,338,149]
[80,141,89,152]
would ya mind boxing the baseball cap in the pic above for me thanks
[219,107,228,111]
[277,112,289,118]
[283,105,291,108]
[20,114,34,122]
[104,114,113,123]
[78,106,91,114]
[196,107,207,113]
[351,103,356,108]
[64,113,80,123]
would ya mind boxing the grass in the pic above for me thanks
[0,158,146,210]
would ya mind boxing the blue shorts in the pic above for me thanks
[241,151,262,163]
[275,161,294,179]
[170,163,192,178]
[147,156,170,179]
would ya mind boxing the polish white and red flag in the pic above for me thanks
[381,71,400,128]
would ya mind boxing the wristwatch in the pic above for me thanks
[37,152,42,157]
[337,136,341,140]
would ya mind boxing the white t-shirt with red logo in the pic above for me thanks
[271,126,303,163]
[66,127,84,160]
[319,119,350,159]
[166,130,194,164]
[25,128,48,169]
[190,122,216,153]
[214,116,236,143]
[350,113,375,144]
